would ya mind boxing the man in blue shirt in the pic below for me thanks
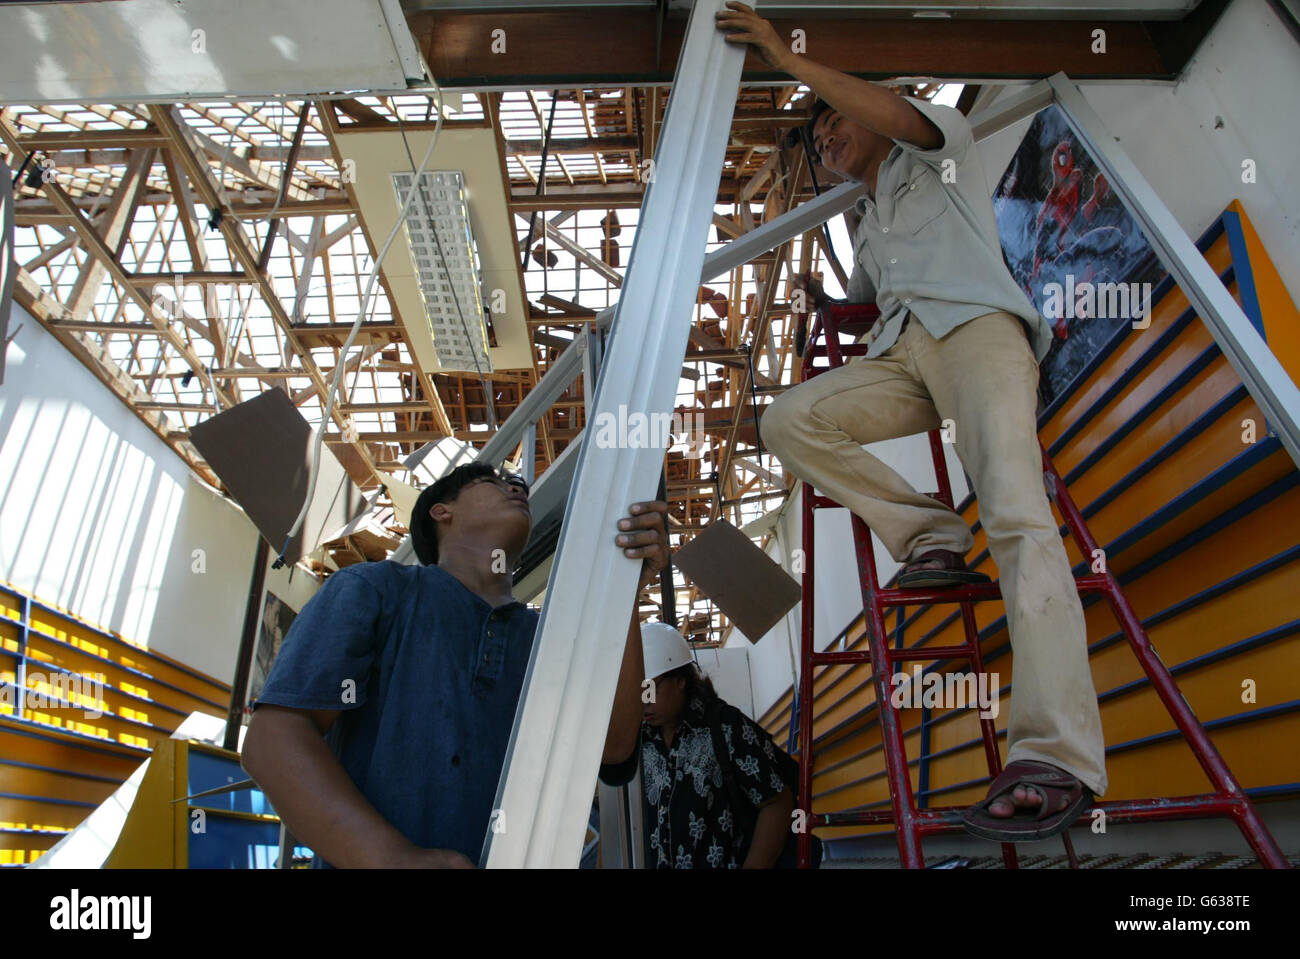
[241,461,667,868]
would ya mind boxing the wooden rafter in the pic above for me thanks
[148,104,386,479]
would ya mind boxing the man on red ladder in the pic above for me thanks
[718,2,1105,842]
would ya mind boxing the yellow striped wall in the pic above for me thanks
[0,581,230,864]
[761,207,1300,845]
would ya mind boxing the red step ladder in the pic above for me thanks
[791,303,1289,869]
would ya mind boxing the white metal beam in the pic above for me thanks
[594,179,866,332]
[967,78,1053,142]
[482,0,749,867]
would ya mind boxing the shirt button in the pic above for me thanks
[904,298,912,304]
[890,258,897,264]
[881,227,889,233]
[909,183,916,190]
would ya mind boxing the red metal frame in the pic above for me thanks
[792,303,1289,869]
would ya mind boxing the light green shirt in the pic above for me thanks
[845,96,1052,363]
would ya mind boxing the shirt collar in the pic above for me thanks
[855,144,906,213]
[425,562,526,613]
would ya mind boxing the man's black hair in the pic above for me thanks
[804,97,833,148]
[662,661,719,706]
[410,461,500,566]
[803,85,922,150]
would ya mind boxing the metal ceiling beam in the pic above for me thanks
[584,178,864,336]
[482,0,746,868]
[414,10,1171,87]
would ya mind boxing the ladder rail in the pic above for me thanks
[1044,447,1289,869]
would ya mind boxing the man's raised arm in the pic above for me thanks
[602,499,670,765]
[716,2,943,151]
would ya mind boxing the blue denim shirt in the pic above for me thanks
[254,560,538,866]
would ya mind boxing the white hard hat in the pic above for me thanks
[641,622,692,682]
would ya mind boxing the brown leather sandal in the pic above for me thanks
[961,760,1094,842]
[897,549,991,589]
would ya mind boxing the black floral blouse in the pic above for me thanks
[599,694,790,869]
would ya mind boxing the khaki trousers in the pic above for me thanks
[762,311,1107,796]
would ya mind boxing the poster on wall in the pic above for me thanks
[245,591,297,718]
[993,104,1165,405]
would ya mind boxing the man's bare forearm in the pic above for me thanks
[779,53,942,150]
[603,608,645,765]
[242,706,418,868]
[604,501,667,765]
[742,788,796,869]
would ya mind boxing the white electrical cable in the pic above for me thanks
[280,72,445,559]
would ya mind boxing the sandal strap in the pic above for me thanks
[903,549,969,574]
[971,761,1087,822]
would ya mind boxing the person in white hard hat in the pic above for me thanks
[600,622,800,869]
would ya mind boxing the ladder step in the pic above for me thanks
[807,793,1251,833]
[810,643,977,667]
[810,650,872,666]
[874,584,1003,605]
[889,643,978,661]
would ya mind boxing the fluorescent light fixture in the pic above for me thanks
[392,170,494,375]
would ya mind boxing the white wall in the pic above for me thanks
[694,646,755,718]
[0,305,319,682]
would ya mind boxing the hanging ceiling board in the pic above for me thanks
[0,0,423,105]
[672,520,801,643]
[189,389,370,565]
[336,125,533,373]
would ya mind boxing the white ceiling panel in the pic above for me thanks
[0,0,425,105]
[402,0,1202,19]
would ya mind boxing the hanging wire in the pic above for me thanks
[278,73,447,565]
[522,90,561,276]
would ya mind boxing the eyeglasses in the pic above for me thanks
[468,473,530,498]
